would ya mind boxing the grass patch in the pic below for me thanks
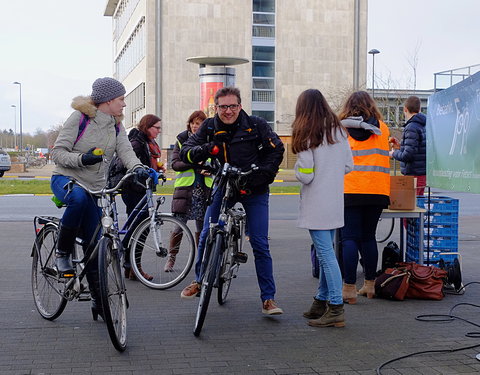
[0,179,300,195]
[0,180,53,195]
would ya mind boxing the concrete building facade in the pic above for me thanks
[104,0,368,152]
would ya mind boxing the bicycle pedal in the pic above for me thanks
[233,252,248,264]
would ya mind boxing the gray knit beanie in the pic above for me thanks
[91,77,126,104]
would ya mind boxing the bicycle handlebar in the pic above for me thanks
[66,164,155,196]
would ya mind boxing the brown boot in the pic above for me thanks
[303,298,327,319]
[358,279,375,298]
[342,283,357,304]
[308,303,345,328]
[164,231,183,272]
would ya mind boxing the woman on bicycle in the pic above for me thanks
[292,89,353,328]
[50,77,148,320]
[338,91,391,303]
[166,110,212,272]
[119,114,165,281]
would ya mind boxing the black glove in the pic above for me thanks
[133,166,150,180]
[213,130,231,145]
[81,147,103,166]
[245,168,275,189]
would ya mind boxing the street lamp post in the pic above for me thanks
[11,105,17,150]
[368,49,380,98]
[13,81,23,151]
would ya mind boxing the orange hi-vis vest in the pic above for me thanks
[344,121,390,196]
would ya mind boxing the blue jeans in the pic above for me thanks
[51,175,102,255]
[195,189,275,302]
[310,229,343,305]
[340,205,383,284]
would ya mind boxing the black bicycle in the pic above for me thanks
[31,167,150,352]
[193,162,253,337]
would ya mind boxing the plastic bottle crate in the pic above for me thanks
[407,222,458,237]
[416,196,459,212]
[406,246,459,265]
[407,233,458,250]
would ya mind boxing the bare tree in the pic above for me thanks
[406,40,422,92]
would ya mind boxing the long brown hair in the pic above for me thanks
[291,89,345,154]
[186,110,207,131]
[338,91,383,121]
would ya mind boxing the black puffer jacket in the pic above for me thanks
[179,110,284,195]
[392,113,426,176]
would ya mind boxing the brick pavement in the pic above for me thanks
[1,205,480,374]
[1,171,480,374]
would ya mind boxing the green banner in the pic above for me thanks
[427,71,480,193]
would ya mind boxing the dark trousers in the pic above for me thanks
[340,205,383,284]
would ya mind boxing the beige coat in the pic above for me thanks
[52,96,141,191]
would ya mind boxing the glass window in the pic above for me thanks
[252,62,274,77]
[253,46,274,62]
[252,110,275,129]
[253,78,274,90]
[253,13,274,25]
[253,0,275,12]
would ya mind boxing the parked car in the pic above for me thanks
[0,149,12,177]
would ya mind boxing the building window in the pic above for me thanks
[253,110,274,129]
[113,0,141,40]
[124,82,145,129]
[253,0,275,12]
[114,17,145,81]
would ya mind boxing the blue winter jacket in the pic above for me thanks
[392,112,426,175]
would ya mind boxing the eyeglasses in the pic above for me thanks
[216,104,240,111]
[152,126,161,130]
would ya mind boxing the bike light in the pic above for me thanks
[102,216,114,228]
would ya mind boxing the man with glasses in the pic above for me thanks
[179,86,285,315]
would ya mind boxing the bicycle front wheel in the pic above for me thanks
[129,214,195,290]
[194,232,223,337]
[31,223,68,320]
[217,237,236,305]
[98,238,127,352]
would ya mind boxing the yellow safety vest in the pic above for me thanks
[174,140,213,188]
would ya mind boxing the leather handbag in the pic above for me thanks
[397,262,447,300]
[375,267,410,301]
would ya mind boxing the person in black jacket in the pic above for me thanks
[389,96,426,195]
[179,86,285,315]
[121,114,165,280]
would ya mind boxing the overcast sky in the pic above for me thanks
[1,0,479,137]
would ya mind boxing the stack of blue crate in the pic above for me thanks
[406,196,459,266]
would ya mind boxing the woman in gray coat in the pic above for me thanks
[292,89,353,328]
[51,77,146,320]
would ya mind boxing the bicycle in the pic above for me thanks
[193,162,253,337]
[31,167,150,352]
[127,177,196,290]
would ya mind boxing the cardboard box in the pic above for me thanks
[389,176,416,210]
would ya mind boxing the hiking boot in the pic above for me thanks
[303,298,327,319]
[308,303,345,328]
[262,299,283,315]
[129,268,153,281]
[181,281,201,299]
[164,255,176,272]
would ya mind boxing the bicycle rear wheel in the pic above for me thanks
[98,238,127,352]
[217,237,237,305]
[31,223,68,320]
[129,214,195,289]
[194,232,223,337]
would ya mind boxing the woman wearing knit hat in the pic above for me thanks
[50,77,149,320]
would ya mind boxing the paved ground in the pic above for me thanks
[2,166,480,374]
